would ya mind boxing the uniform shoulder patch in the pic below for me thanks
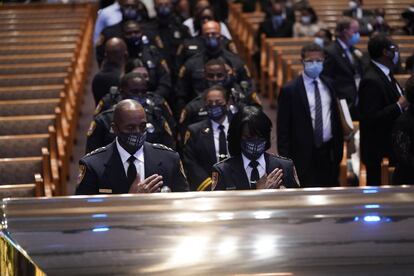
[178,66,186,78]
[184,130,191,145]
[243,65,252,78]
[176,44,184,55]
[211,171,219,191]
[163,121,173,136]
[293,166,300,187]
[152,143,174,151]
[94,100,104,116]
[86,121,96,137]
[251,92,262,105]
[160,59,170,74]
[179,160,187,180]
[77,164,86,185]
[179,109,187,124]
[163,101,173,116]
[155,35,164,49]
[228,42,238,54]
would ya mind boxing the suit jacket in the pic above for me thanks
[277,75,343,179]
[359,62,403,165]
[257,18,293,48]
[76,142,188,195]
[183,119,220,191]
[212,153,299,190]
[323,40,365,106]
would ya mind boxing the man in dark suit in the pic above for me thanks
[76,99,188,195]
[323,17,365,119]
[257,1,294,45]
[212,106,299,190]
[183,86,230,191]
[359,35,409,186]
[278,43,343,187]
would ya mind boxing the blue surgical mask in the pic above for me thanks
[122,7,138,21]
[272,15,284,27]
[314,37,325,48]
[205,36,220,51]
[304,61,323,79]
[392,51,399,65]
[348,32,360,46]
[241,138,267,160]
[206,104,227,122]
[157,6,171,18]
[301,16,311,25]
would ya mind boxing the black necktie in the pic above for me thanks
[313,80,323,148]
[218,124,227,161]
[249,160,259,189]
[389,73,402,97]
[127,156,137,187]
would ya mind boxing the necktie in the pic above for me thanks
[313,80,323,148]
[389,73,403,97]
[127,156,137,187]
[218,125,227,161]
[249,160,259,189]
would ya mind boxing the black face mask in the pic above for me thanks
[156,6,172,18]
[118,131,147,154]
[126,36,142,49]
[206,104,227,122]
[122,7,146,22]
[207,77,231,89]
[240,138,266,160]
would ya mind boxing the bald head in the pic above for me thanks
[105,37,128,64]
[112,100,147,138]
[202,20,221,36]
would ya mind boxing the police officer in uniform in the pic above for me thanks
[97,20,173,101]
[93,60,174,129]
[86,73,176,153]
[178,58,261,142]
[76,99,188,195]
[144,0,191,76]
[212,105,300,190]
[175,20,253,114]
[95,0,151,66]
[175,34,238,71]
[183,86,231,191]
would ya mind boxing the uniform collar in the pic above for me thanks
[241,153,266,170]
[116,137,144,164]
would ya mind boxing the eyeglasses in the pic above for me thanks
[303,59,324,64]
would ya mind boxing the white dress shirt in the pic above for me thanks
[211,116,229,162]
[182,18,233,40]
[302,73,333,143]
[116,138,145,182]
[242,153,266,187]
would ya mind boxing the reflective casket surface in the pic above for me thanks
[2,186,414,275]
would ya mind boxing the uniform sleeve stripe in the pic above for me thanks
[197,177,212,191]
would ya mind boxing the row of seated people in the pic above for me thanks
[252,0,414,73]
[76,0,413,195]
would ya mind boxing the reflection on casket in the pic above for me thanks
[2,186,414,275]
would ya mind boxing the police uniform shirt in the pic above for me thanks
[302,73,333,143]
[116,137,145,182]
[242,153,266,187]
[211,116,229,162]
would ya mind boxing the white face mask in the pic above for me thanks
[301,16,311,25]
[376,16,384,24]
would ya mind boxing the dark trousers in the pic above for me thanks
[300,141,339,187]
[366,162,381,186]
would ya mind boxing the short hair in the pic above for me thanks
[300,43,324,59]
[202,85,229,102]
[125,58,145,74]
[120,72,141,89]
[367,34,394,60]
[205,58,226,69]
[405,75,414,104]
[227,106,272,156]
[335,17,354,35]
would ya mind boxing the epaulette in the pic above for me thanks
[86,146,107,157]
[152,143,174,152]
[271,153,293,162]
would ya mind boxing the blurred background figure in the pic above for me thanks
[293,6,327,37]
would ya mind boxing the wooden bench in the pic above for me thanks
[0,175,45,199]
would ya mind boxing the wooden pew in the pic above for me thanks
[0,174,45,198]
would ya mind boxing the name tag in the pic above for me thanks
[99,189,112,194]
[188,45,198,50]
